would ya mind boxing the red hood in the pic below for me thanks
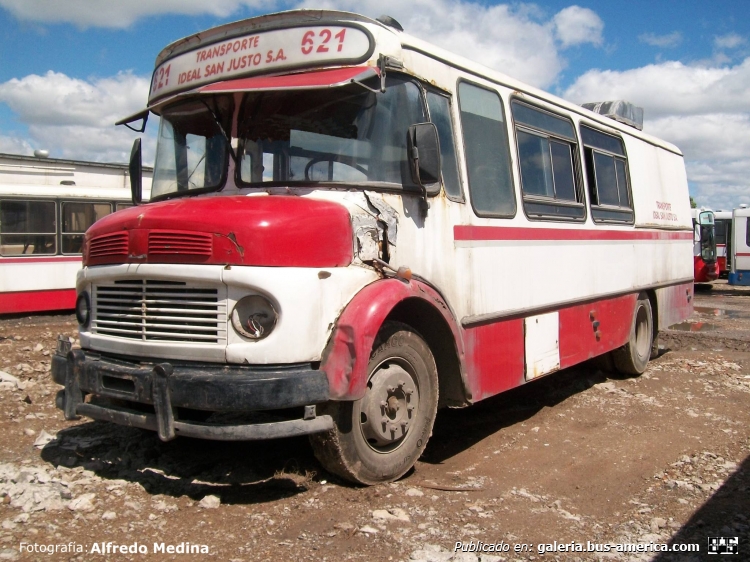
[85,195,353,268]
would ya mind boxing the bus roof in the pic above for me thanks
[151,9,682,156]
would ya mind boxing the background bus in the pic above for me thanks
[0,152,152,314]
[729,206,750,286]
[691,208,718,284]
[713,209,733,277]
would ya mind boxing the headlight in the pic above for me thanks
[75,292,91,328]
[231,295,278,340]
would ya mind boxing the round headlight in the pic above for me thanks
[231,295,278,340]
[75,292,91,328]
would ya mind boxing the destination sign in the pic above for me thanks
[149,25,373,103]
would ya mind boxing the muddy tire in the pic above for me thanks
[310,322,438,485]
[613,294,653,375]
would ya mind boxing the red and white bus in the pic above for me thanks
[0,153,152,314]
[713,209,733,277]
[52,10,694,484]
[691,208,718,284]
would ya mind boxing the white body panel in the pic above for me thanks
[0,260,81,293]
[78,262,378,364]
[524,312,560,380]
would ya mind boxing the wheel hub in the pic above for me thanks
[361,363,419,448]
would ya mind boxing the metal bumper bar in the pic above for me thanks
[51,340,333,442]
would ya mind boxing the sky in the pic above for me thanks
[0,0,748,210]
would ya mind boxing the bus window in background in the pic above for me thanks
[62,202,112,254]
[0,199,56,255]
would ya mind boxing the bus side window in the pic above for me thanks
[0,199,56,256]
[62,202,112,254]
[458,82,515,217]
[511,100,584,220]
[580,125,633,223]
[746,217,750,248]
[426,91,462,200]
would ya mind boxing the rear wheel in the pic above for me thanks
[613,294,653,375]
[310,322,438,485]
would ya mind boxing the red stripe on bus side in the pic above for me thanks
[454,226,693,242]
[0,256,82,264]
[737,253,750,257]
[0,289,76,314]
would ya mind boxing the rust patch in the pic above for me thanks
[219,232,244,257]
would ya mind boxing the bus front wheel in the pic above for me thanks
[613,294,653,375]
[310,322,438,485]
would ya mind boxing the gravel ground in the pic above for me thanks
[0,281,749,561]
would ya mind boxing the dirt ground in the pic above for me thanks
[0,281,749,562]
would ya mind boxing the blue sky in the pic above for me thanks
[0,0,748,209]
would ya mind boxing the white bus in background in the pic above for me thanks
[52,9,694,485]
[729,206,750,286]
[0,153,152,314]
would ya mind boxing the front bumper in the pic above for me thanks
[51,339,333,442]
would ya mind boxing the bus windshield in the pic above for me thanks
[237,75,424,187]
[151,75,427,199]
[151,97,232,199]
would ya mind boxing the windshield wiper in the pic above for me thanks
[199,98,237,164]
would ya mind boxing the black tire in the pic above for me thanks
[613,294,653,375]
[310,322,438,485]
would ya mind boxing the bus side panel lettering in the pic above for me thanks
[558,294,637,370]
[462,319,524,401]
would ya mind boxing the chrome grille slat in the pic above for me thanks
[92,279,226,344]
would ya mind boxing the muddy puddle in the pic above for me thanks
[669,321,720,332]
[693,306,750,320]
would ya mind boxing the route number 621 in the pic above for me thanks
[301,29,347,55]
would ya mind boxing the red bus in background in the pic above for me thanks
[692,209,718,284]
[713,210,733,277]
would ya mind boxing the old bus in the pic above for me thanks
[52,10,694,484]
[713,209,733,277]
[691,208,718,284]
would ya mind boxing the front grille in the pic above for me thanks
[89,232,128,258]
[148,231,212,256]
[92,280,226,344]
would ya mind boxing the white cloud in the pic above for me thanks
[639,31,682,49]
[563,59,750,210]
[0,0,268,28]
[563,59,750,119]
[0,135,33,155]
[0,71,149,128]
[714,33,746,50]
[552,6,603,48]
[0,71,154,163]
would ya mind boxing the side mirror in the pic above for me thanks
[129,138,143,205]
[407,123,441,193]
[698,210,714,226]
